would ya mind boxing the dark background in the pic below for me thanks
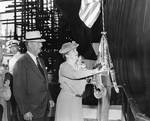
[54,0,150,117]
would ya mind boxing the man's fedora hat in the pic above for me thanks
[25,31,46,42]
[59,41,79,54]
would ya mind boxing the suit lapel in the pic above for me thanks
[38,57,49,89]
[38,58,48,81]
[40,59,48,84]
[25,53,46,81]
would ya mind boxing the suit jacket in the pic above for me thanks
[12,53,52,119]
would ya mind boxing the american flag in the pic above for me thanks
[79,0,101,28]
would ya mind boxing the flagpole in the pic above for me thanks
[101,0,105,32]
[98,1,105,121]
[101,0,119,90]
[97,0,119,120]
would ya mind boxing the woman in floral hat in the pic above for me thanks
[55,41,105,121]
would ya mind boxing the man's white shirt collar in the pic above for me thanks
[27,51,37,65]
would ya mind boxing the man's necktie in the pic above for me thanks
[36,57,46,79]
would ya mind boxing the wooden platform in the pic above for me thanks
[83,105,125,121]
[48,105,125,121]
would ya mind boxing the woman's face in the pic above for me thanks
[67,48,78,61]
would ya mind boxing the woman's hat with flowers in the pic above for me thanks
[59,41,79,54]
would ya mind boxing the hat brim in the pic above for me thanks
[59,44,79,54]
[26,39,46,42]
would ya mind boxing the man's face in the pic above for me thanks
[28,42,42,56]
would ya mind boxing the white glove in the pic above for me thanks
[24,112,33,121]
[113,82,119,93]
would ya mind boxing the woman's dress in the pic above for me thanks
[55,62,88,121]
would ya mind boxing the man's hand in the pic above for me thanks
[49,100,55,108]
[23,112,33,121]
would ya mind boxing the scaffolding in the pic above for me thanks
[0,0,62,42]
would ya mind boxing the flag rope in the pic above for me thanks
[101,0,105,32]
[98,0,119,94]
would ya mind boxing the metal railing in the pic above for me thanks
[120,84,150,121]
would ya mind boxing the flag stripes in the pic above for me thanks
[79,0,101,28]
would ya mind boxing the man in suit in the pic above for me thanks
[12,31,54,121]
